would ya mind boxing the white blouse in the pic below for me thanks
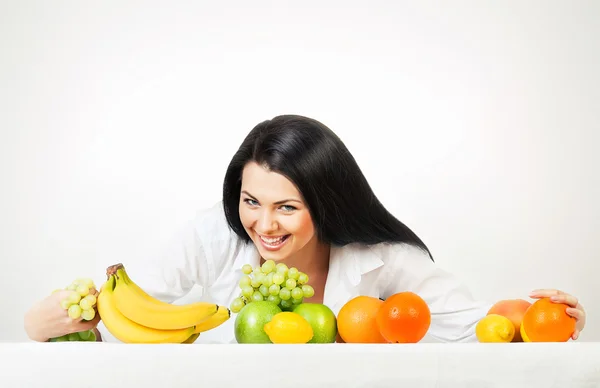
[96,201,491,344]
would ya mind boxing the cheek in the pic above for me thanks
[238,206,253,229]
[285,212,315,239]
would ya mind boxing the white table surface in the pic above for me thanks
[2,342,600,387]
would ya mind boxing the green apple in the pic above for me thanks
[292,303,337,343]
[234,301,282,343]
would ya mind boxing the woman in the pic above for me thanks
[24,114,587,343]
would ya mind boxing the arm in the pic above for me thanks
[382,243,491,343]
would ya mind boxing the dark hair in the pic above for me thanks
[222,114,433,260]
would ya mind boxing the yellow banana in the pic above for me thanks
[182,333,200,344]
[97,275,194,344]
[193,305,231,334]
[112,267,219,330]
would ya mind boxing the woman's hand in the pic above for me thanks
[529,289,586,340]
[24,289,101,342]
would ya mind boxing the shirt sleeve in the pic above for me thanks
[382,243,492,343]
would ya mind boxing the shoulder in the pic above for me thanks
[190,201,230,234]
[190,201,248,277]
[368,242,433,268]
[364,242,438,290]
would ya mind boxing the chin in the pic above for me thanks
[257,248,290,262]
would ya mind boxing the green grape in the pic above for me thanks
[78,330,91,341]
[261,259,276,274]
[285,278,296,290]
[268,284,280,296]
[251,291,264,302]
[54,335,69,342]
[259,284,269,297]
[66,284,77,291]
[250,277,261,288]
[287,267,299,280]
[241,285,254,298]
[79,298,92,311]
[60,299,72,310]
[68,333,80,341]
[230,298,245,313]
[272,273,285,285]
[291,287,303,300]
[302,285,315,298]
[267,295,281,305]
[292,297,303,305]
[280,299,293,310]
[239,275,252,288]
[78,278,95,289]
[68,304,82,319]
[65,291,81,305]
[76,284,89,297]
[86,330,97,342]
[275,263,288,274]
[241,264,253,274]
[81,308,95,321]
[263,272,274,287]
[252,267,263,277]
[279,288,291,300]
[254,273,266,285]
[297,272,309,285]
[79,294,96,310]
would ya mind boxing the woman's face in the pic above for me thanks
[239,162,317,262]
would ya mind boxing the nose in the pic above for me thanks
[257,209,278,233]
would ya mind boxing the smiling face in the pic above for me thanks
[238,161,318,262]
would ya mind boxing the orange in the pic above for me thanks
[520,297,576,342]
[375,292,431,343]
[487,299,531,342]
[336,296,388,343]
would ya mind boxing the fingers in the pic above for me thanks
[65,310,101,332]
[566,307,584,321]
[572,329,580,341]
[529,289,564,298]
[529,289,579,307]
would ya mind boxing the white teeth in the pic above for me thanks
[260,235,285,244]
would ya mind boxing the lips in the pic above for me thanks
[257,233,290,250]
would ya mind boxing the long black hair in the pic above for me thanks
[222,114,433,260]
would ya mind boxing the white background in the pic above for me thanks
[1,1,598,342]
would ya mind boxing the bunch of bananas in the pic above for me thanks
[97,263,230,344]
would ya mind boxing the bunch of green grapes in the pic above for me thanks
[49,278,98,342]
[229,260,315,313]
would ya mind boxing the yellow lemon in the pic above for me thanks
[263,312,314,344]
[476,314,515,343]
[520,323,531,342]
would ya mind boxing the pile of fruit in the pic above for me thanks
[47,260,576,346]
[230,262,434,344]
[230,261,335,344]
[49,278,99,342]
[476,298,576,343]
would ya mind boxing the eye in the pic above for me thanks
[280,205,297,212]
[243,198,259,207]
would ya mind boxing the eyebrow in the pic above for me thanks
[241,190,302,205]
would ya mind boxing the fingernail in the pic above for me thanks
[551,296,559,301]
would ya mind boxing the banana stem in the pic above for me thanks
[106,263,125,278]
